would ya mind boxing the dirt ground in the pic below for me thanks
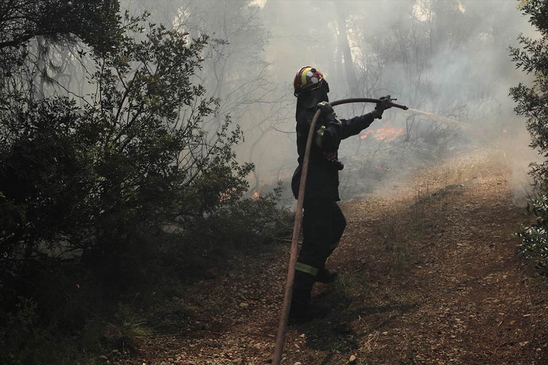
[109,150,548,365]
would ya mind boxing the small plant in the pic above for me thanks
[193,183,293,248]
[517,194,548,276]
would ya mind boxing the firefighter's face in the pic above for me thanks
[299,82,329,109]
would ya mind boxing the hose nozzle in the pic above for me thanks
[386,97,409,110]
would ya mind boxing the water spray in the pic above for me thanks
[272,97,408,365]
[407,108,471,130]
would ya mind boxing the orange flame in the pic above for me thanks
[359,122,405,142]
[360,130,373,140]
[253,190,259,199]
[373,127,405,142]
[502,129,507,133]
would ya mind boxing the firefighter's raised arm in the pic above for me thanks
[339,95,393,139]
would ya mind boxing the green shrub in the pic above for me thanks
[0,4,291,363]
[200,185,293,246]
[0,296,78,365]
[511,1,548,276]
[517,195,548,276]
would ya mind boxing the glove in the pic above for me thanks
[316,101,335,117]
[372,95,393,119]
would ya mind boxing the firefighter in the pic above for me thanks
[290,66,392,322]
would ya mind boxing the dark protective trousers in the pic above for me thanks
[293,198,347,304]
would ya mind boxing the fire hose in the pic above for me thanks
[272,98,408,365]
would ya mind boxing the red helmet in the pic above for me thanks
[293,66,327,96]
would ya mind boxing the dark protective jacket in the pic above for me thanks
[291,107,376,201]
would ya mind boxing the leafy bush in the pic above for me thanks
[199,185,292,246]
[517,195,548,275]
[0,14,253,279]
[511,0,548,275]
[0,4,289,363]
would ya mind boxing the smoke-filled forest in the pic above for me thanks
[2,0,548,364]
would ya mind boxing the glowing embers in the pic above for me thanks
[359,121,405,143]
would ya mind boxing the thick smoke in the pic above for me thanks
[256,0,539,203]
[116,0,540,203]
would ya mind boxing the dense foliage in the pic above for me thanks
[517,195,548,275]
[0,1,289,363]
[1,12,251,275]
[0,0,122,82]
[511,0,548,274]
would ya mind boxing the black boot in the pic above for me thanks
[288,300,330,325]
[316,268,338,283]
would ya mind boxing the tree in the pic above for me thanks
[0,8,252,283]
[0,3,290,363]
[511,0,548,275]
[0,0,122,91]
[511,0,548,190]
[0,0,124,276]
[0,0,121,51]
[118,0,281,190]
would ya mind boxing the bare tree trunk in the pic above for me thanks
[334,3,358,95]
[34,37,47,100]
